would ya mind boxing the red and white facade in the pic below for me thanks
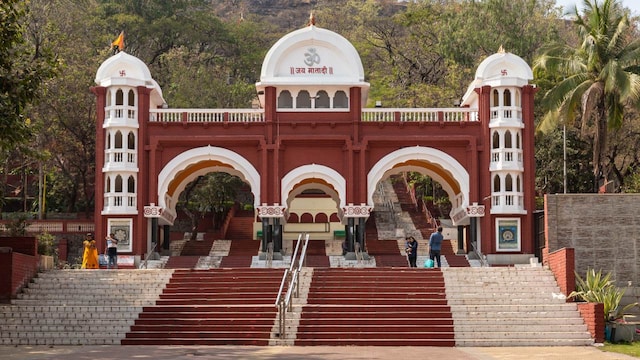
[91,24,537,265]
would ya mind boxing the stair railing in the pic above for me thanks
[266,241,274,268]
[140,242,158,269]
[274,233,310,338]
[470,240,489,267]
[355,241,363,264]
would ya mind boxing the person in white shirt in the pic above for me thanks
[106,233,119,269]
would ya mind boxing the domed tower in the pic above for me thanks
[461,47,536,260]
[92,51,165,256]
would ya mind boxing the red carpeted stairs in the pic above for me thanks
[440,239,470,267]
[225,211,255,240]
[365,216,408,267]
[295,239,329,267]
[122,268,284,345]
[295,268,454,346]
[219,239,260,267]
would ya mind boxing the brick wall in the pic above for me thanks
[0,237,37,256]
[578,302,605,343]
[0,250,38,302]
[546,247,575,297]
[545,194,640,288]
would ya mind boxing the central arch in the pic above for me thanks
[281,164,346,210]
[367,146,470,216]
[157,146,261,223]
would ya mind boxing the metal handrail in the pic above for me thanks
[354,241,363,264]
[470,240,488,267]
[275,233,309,339]
[266,241,274,268]
[140,242,158,269]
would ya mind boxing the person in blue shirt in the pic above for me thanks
[429,226,444,268]
[405,236,418,267]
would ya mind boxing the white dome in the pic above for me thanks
[95,51,165,106]
[258,25,367,86]
[474,51,533,86]
[462,51,533,106]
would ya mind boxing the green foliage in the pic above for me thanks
[37,232,56,256]
[0,0,57,152]
[569,269,638,322]
[534,0,640,190]
[4,215,28,236]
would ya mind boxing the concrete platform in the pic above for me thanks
[0,345,636,360]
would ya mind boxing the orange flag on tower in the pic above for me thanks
[112,31,124,52]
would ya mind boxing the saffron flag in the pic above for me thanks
[112,31,124,52]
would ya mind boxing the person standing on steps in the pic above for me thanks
[405,236,418,267]
[81,233,99,269]
[429,226,444,268]
[106,233,119,269]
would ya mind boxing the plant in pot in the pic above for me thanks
[569,269,638,343]
[37,232,57,270]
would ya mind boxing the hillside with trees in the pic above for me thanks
[1,0,639,218]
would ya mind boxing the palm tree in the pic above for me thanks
[534,0,640,191]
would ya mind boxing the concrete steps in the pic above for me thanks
[0,269,173,345]
[444,267,593,346]
[295,268,455,346]
[123,268,285,346]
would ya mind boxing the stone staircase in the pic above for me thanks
[444,267,593,346]
[295,268,455,346]
[0,266,594,346]
[123,268,284,345]
[0,269,173,345]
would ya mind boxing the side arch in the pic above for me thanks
[157,146,261,218]
[367,146,470,209]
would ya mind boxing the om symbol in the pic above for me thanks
[304,48,321,66]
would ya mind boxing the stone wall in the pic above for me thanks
[545,194,640,289]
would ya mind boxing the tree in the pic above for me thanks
[0,0,56,152]
[534,0,640,191]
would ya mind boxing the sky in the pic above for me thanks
[555,0,640,17]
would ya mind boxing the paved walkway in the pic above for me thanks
[0,345,637,360]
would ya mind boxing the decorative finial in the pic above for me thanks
[498,45,505,53]
[309,12,316,26]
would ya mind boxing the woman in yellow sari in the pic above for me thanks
[81,233,99,269]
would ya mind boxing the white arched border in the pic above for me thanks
[157,146,261,212]
[281,164,346,209]
[367,146,470,207]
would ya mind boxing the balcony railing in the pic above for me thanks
[147,108,479,123]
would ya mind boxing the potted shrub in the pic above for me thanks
[569,269,638,343]
[37,232,57,270]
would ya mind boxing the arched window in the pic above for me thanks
[115,131,123,149]
[115,175,123,192]
[128,175,135,193]
[106,176,111,192]
[127,89,135,106]
[106,132,112,149]
[278,90,293,108]
[315,91,330,108]
[300,212,314,223]
[492,131,500,149]
[296,91,311,108]
[128,132,135,150]
[330,213,340,222]
[505,174,513,191]
[315,213,329,223]
[516,132,521,149]
[493,175,501,192]
[288,213,299,223]
[505,130,512,148]
[492,89,499,107]
[503,89,512,106]
[115,89,124,106]
[515,89,521,107]
[517,175,521,192]
[334,91,348,108]
[106,90,112,106]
